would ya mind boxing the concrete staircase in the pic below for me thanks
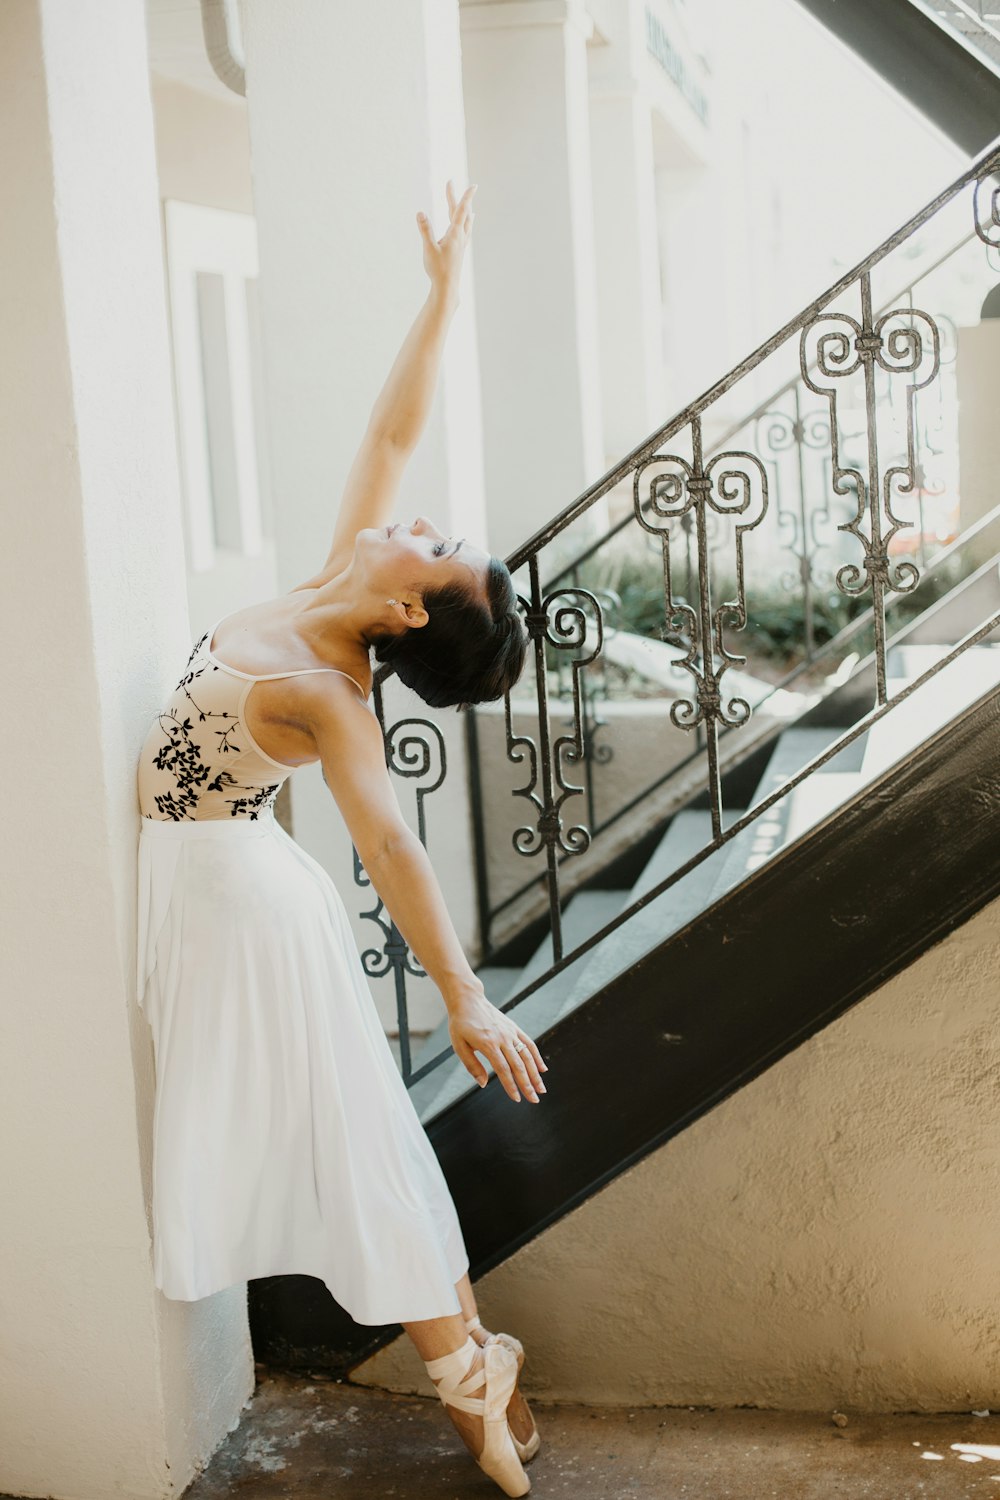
[407,640,1000,1124]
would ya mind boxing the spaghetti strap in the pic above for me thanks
[256,665,370,697]
[140,616,370,817]
[205,616,369,698]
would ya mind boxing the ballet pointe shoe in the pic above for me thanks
[424,1333,530,1497]
[466,1316,541,1464]
[484,1332,541,1462]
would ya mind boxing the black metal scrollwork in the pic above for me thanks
[507,584,603,859]
[377,140,1000,1095]
[800,272,941,702]
[633,416,768,838]
[973,165,1000,248]
[353,684,447,1081]
[504,559,604,962]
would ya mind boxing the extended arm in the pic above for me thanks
[294,182,477,589]
[305,683,547,1104]
[369,280,460,452]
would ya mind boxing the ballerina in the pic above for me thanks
[136,179,544,1495]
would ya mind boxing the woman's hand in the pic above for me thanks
[447,987,548,1104]
[416,179,477,299]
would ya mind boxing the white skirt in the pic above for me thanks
[136,806,469,1325]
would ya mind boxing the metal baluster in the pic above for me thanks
[354,676,445,1084]
[800,271,940,707]
[501,557,562,961]
[634,418,768,840]
[504,559,603,966]
[464,704,492,962]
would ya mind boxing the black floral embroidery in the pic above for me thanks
[143,630,281,821]
[150,713,213,819]
[225,781,281,820]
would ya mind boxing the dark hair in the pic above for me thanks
[372,556,528,710]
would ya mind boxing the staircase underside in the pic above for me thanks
[249,676,1000,1374]
[795,0,1000,152]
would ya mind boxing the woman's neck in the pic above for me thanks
[291,567,382,662]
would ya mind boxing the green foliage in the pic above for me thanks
[570,544,968,668]
[735,574,868,660]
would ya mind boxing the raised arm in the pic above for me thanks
[305,682,547,1104]
[294,181,478,590]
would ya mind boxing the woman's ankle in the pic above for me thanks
[429,1341,487,1461]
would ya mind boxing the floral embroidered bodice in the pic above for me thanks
[137,616,367,822]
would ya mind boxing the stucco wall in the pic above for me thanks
[354,886,1000,1411]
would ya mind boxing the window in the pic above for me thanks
[163,200,272,571]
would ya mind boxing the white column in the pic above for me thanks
[588,0,667,461]
[0,3,251,1496]
[240,0,487,1030]
[460,0,606,559]
[241,0,488,579]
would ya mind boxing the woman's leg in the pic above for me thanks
[402,1277,535,1449]
[455,1269,480,1329]
[403,1308,488,1461]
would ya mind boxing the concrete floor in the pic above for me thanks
[177,1366,1000,1498]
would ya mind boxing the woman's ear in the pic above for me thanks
[400,597,429,630]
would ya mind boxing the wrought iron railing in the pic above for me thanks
[466,215,991,943]
[362,136,1000,1091]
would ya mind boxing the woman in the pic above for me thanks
[135,181,546,1497]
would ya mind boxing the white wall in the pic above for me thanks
[588,0,669,463]
[0,4,251,1495]
[355,884,1000,1410]
[149,75,281,635]
[655,0,967,431]
[460,0,607,558]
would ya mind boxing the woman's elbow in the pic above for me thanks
[359,821,419,875]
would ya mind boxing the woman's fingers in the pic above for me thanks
[417,184,475,262]
[466,1031,523,1104]
[486,1033,545,1103]
[486,1041,521,1102]
[516,1038,546,1095]
[518,1032,547,1079]
[497,1044,536,1104]
[446,183,477,236]
[447,995,548,1106]
[451,1033,488,1088]
[505,1037,545,1100]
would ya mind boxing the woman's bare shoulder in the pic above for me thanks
[293,668,380,732]
[222,589,373,690]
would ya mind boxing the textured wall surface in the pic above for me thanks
[353,887,1000,1411]
[0,3,254,1496]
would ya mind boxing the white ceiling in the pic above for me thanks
[145,0,244,105]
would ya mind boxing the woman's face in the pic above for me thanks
[357,515,490,600]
